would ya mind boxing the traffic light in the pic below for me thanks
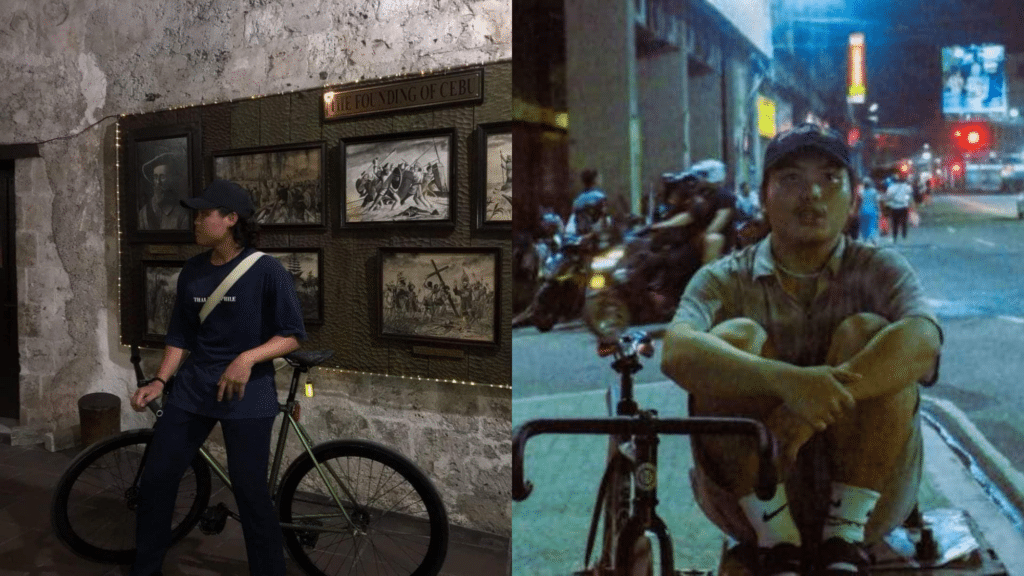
[847,127,861,146]
[951,121,991,153]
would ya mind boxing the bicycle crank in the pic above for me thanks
[124,486,139,511]
[199,503,230,535]
[297,519,323,548]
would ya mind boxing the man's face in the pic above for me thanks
[152,164,170,199]
[764,151,852,246]
[193,208,236,247]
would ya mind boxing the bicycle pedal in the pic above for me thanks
[199,503,229,535]
[296,519,323,548]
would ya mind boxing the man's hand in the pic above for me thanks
[217,354,254,402]
[131,380,164,411]
[776,365,859,431]
[765,404,817,467]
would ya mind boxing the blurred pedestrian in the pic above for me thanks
[884,175,914,242]
[859,177,880,243]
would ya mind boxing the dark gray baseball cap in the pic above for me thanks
[764,123,854,176]
[181,180,254,218]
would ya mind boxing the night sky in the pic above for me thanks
[776,0,1024,128]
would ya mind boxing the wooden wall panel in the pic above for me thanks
[120,63,511,386]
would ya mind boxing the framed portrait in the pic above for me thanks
[125,124,200,242]
[140,260,185,347]
[264,248,324,325]
[378,247,500,346]
[211,142,326,230]
[474,122,513,229]
[341,128,456,227]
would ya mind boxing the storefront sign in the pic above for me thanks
[757,95,776,138]
[322,69,483,121]
[847,33,867,104]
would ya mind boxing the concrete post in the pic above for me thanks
[564,0,639,215]
[638,47,688,216]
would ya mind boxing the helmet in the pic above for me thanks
[689,159,726,185]
[539,211,565,237]
[571,190,607,235]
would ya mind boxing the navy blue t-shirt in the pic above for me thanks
[164,247,307,419]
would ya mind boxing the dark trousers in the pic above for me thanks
[130,403,284,576]
[890,207,909,240]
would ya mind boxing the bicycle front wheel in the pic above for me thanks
[277,439,449,576]
[50,429,211,564]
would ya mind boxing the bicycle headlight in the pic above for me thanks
[591,247,625,271]
[589,273,606,290]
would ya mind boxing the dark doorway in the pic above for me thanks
[0,160,19,419]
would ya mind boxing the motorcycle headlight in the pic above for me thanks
[591,247,625,271]
[589,273,606,291]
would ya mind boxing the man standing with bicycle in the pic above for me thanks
[662,124,942,576]
[130,179,306,576]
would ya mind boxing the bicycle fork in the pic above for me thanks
[618,421,674,576]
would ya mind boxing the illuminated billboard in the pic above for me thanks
[847,33,866,104]
[942,44,1007,115]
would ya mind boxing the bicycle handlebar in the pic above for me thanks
[129,343,166,416]
[511,416,777,502]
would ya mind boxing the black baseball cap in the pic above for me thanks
[763,123,854,177]
[181,180,254,218]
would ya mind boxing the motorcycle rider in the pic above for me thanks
[512,168,610,330]
[565,168,612,242]
[650,159,737,265]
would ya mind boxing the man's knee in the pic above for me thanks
[710,318,768,356]
[829,312,889,364]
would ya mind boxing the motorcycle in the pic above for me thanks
[513,231,599,332]
[582,221,703,341]
[583,165,734,341]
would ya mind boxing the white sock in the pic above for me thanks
[823,483,880,544]
[739,484,802,549]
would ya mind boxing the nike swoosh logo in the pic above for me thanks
[762,503,788,522]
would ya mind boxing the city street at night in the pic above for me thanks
[512,195,1024,575]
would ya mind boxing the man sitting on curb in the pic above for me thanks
[662,123,942,576]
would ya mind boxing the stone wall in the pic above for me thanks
[2,0,511,537]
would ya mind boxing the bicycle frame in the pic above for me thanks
[131,347,362,536]
[512,331,778,576]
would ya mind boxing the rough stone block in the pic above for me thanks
[9,424,48,447]
[45,424,79,452]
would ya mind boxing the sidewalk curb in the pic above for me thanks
[921,394,1024,532]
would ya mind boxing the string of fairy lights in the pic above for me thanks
[112,62,513,392]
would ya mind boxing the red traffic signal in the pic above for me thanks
[847,127,861,146]
[951,122,991,153]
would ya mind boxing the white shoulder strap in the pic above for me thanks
[199,251,266,323]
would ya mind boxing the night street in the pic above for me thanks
[512,193,1024,575]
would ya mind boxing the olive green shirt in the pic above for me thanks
[671,234,942,367]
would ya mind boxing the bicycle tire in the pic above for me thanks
[50,429,212,564]
[277,439,449,576]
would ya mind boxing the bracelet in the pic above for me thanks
[151,377,166,386]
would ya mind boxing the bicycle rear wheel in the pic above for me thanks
[277,439,449,576]
[50,429,211,564]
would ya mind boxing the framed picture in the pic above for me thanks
[341,128,455,227]
[474,122,513,229]
[211,142,326,230]
[140,260,185,347]
[125,124,200,242]
[378,247,500,346]
[264,248,324,325]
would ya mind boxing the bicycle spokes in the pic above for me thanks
[280,446,445,576]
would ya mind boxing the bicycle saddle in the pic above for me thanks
[284,350,335,369]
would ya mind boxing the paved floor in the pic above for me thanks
[512,381,1024,576]
[0,431,508,576]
